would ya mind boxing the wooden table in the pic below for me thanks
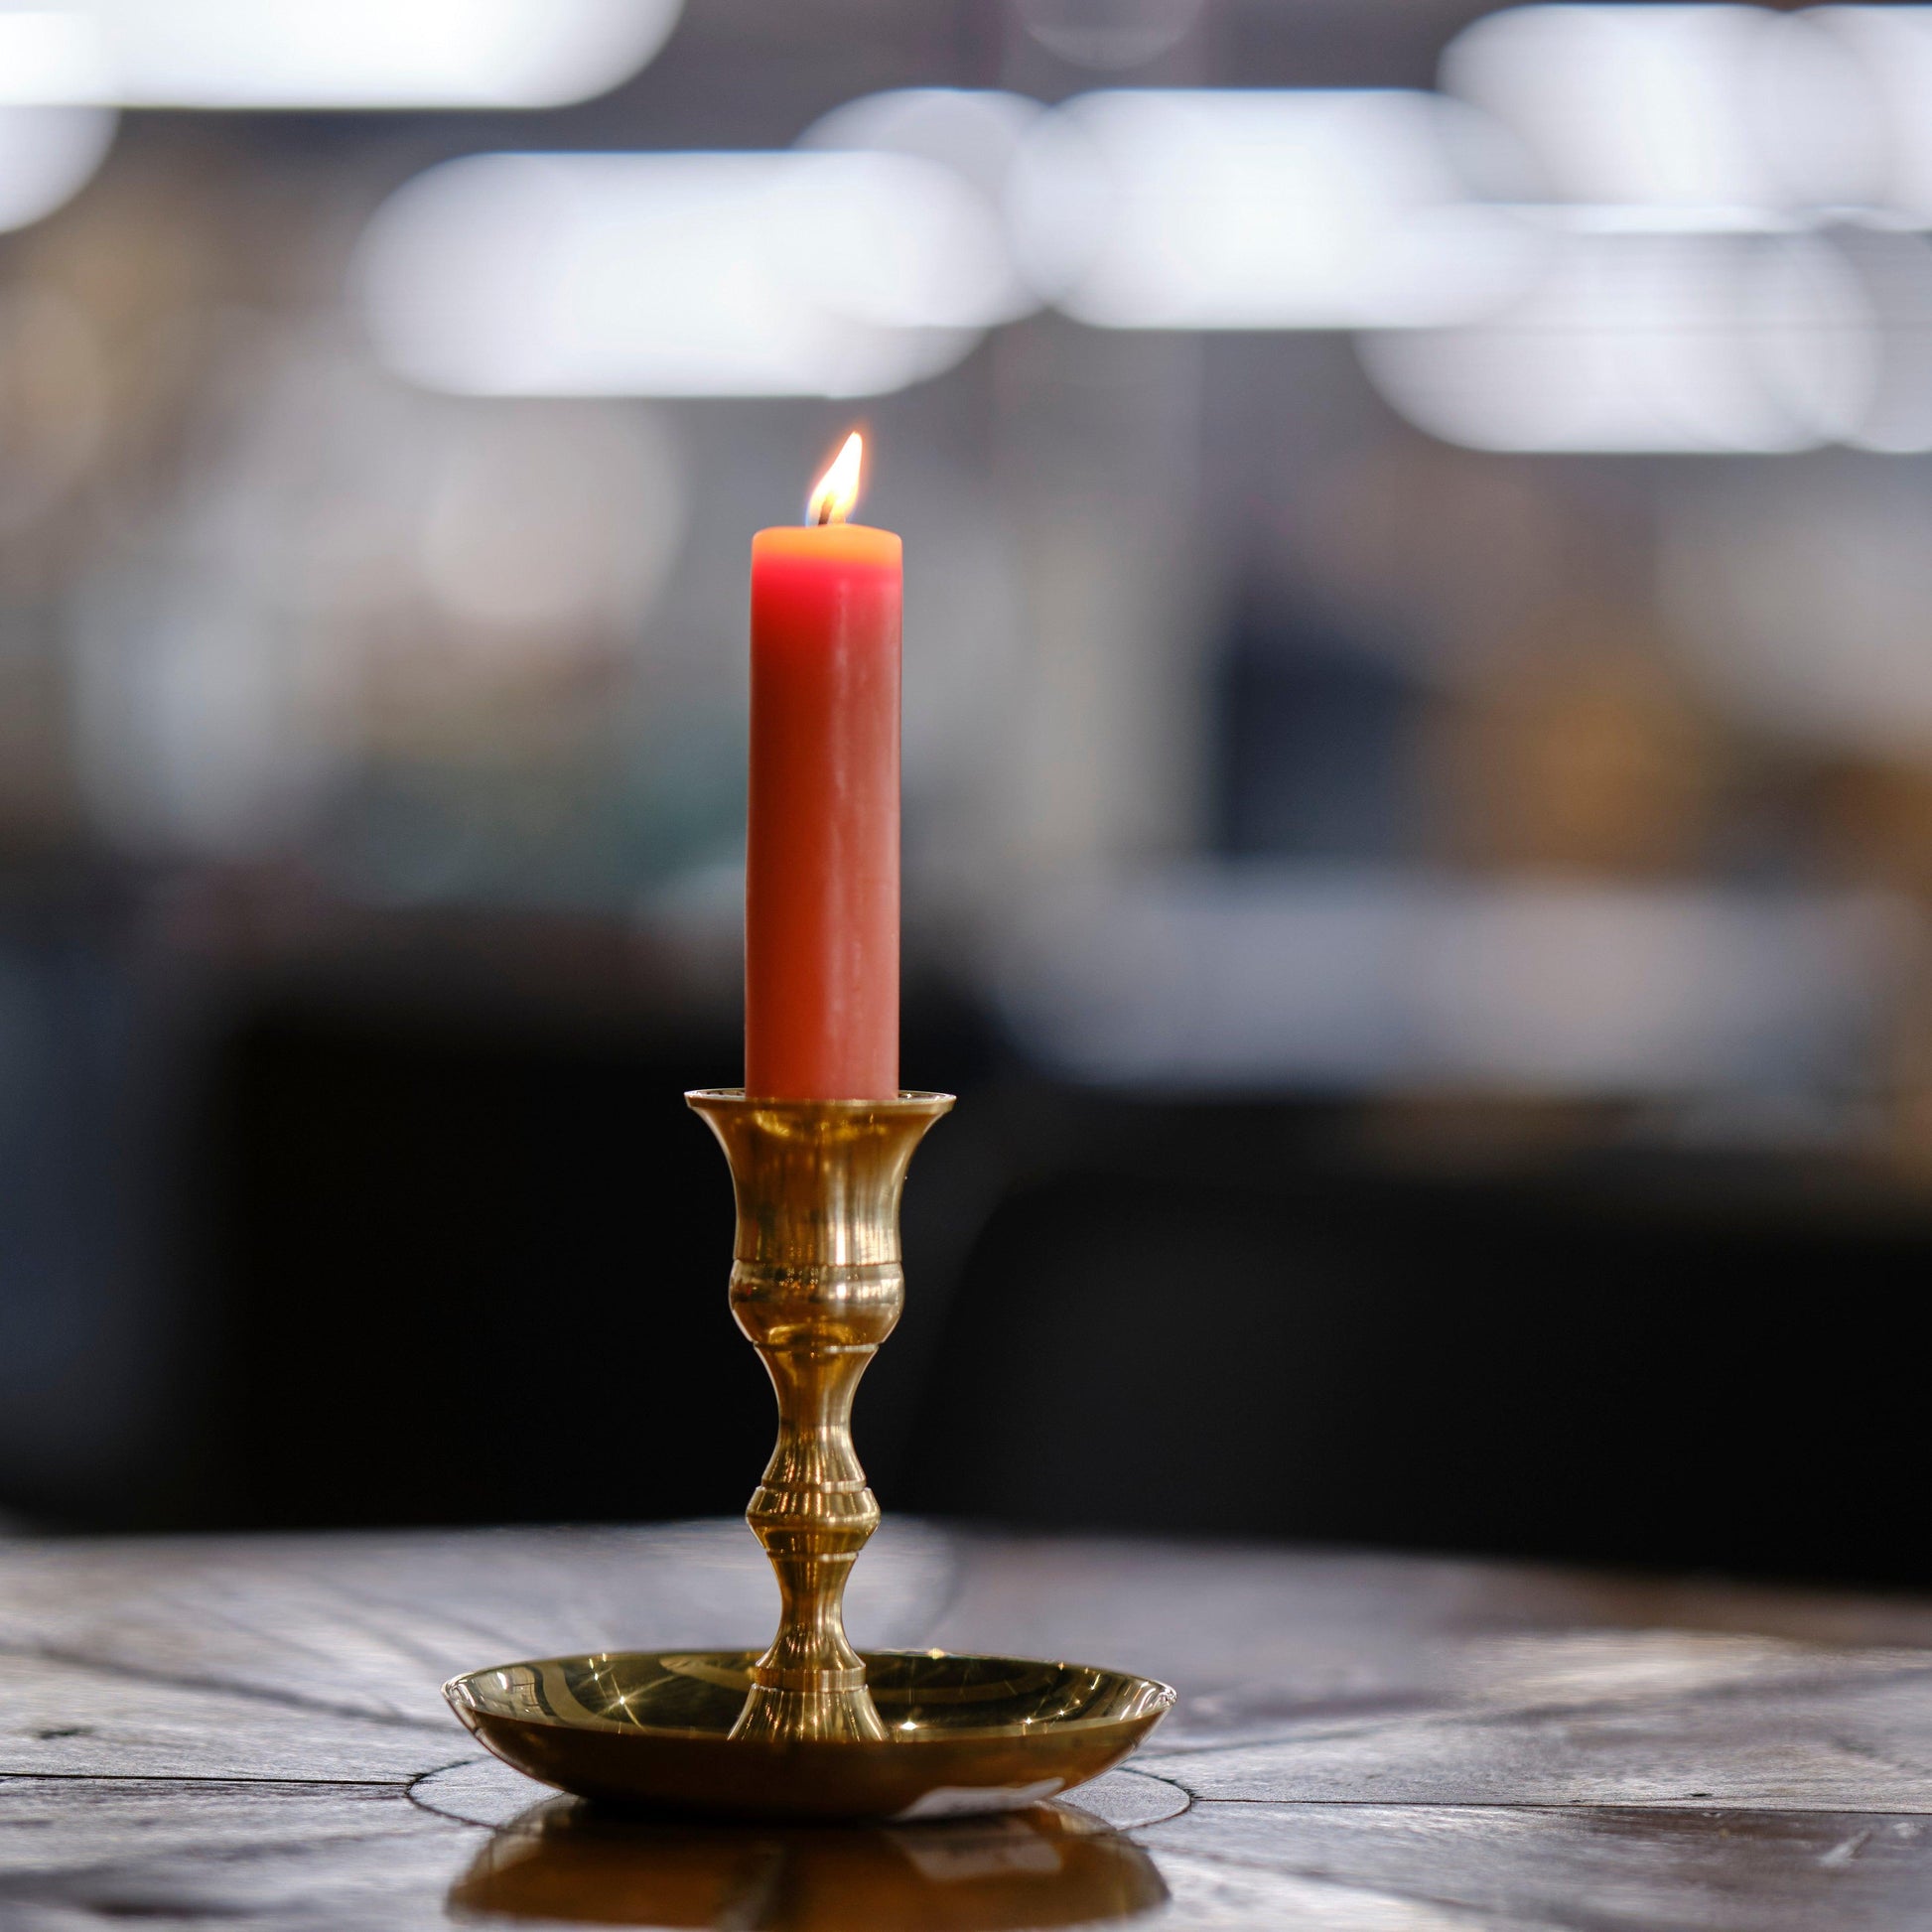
[4,1520,1931,1927]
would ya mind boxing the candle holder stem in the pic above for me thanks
[686,1089,953,1745]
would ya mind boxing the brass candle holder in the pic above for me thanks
[445,1090,1173,1820]
[690,1088,952,1748]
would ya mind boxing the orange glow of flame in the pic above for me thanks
[807,431,864,526]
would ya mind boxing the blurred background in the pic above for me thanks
[7,0,1932,1586]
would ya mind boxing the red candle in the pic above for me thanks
[744,433,900,1100]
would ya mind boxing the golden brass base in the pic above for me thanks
[445,1649,1175,1821]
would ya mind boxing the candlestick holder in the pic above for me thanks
[445,1090,1173,1820]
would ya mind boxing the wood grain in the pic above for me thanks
[3,1523,1932,1926]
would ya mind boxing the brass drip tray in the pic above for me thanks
[446,1649,1175,1821]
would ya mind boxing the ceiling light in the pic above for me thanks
[1008,89,1543,329]
[1359,230,1871,453]
[357,152,984,398]
[0,0,680,110]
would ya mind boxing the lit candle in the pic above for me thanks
[744,432,900,1100]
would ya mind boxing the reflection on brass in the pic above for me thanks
[449,1794,1169,1930]
[687,1088,954,1745]
[444,1649,1175,1820]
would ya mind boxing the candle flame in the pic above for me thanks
[807,431,864,526]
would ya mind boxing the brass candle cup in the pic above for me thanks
[445,1091,1174,1820]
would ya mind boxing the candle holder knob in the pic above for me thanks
[685,1088,953,1745]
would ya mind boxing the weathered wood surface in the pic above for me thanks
[5,1520,1932,1926]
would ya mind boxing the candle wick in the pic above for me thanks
[816,503,835,526]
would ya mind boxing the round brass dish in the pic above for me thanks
[446,1649,1175,1822]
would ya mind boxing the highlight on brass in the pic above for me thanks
[449,1793,1169,1930]
[807,430,864,525]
